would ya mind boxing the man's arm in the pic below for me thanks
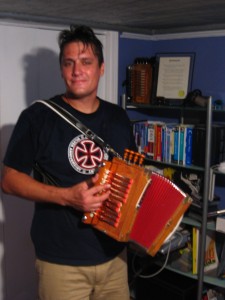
[1,166,110,212]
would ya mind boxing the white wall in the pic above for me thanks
[0,21,118,300]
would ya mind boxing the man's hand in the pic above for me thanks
[63,174,111,212]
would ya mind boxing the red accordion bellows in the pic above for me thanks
[129,172,189,255]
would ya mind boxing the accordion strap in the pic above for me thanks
[35,100,121,158]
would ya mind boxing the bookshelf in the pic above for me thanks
[126,97,225,299]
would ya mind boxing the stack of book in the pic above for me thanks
[133,120,194,166]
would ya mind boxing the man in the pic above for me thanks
[1,25,136,299]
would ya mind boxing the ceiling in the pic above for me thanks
[0,0,225,35]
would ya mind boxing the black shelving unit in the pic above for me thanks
[126,97,225,299]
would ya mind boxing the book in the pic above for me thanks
[163,123,177,163]
[133,120,166,159]
[147,122,155,158]
[179,125,185,165]
[169,125,175,163]
[216,215,225,233]
[217,239,225,279]
[192,227,219,275]
[192,227,199,274]
[184,124,194,166]
[172,124,195,166]
[161,124,166,162]
[133,120,148,154]
[154,122,164,161]
[204,231,219,274]
[172,125,179,163]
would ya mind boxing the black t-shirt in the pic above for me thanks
[3,95,137,266]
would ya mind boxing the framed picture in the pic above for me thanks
[153,53,195,105]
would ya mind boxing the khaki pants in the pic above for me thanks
[35,250,130,300]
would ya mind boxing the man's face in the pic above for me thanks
[60,42,104,99]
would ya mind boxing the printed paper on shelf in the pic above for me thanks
[204,231,219,274]
[192,227,219,275]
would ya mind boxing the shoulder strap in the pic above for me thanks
[35,99,121,159]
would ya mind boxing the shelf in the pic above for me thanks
[182,217,216,231]
[144,157,205,172]
[126,102,225,114]
[126,103,206,111]
[182,216,216,231]
[165,265,225,289]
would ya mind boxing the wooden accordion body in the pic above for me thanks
[127,63,153,104]
[83,154,192,256]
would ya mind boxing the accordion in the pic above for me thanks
[83,150,192,256]
[126,62,153,104]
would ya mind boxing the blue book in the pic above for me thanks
[164,123,177,163]
[185,125,194,165]
[173,126,179,163]
[179,126,185,164]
